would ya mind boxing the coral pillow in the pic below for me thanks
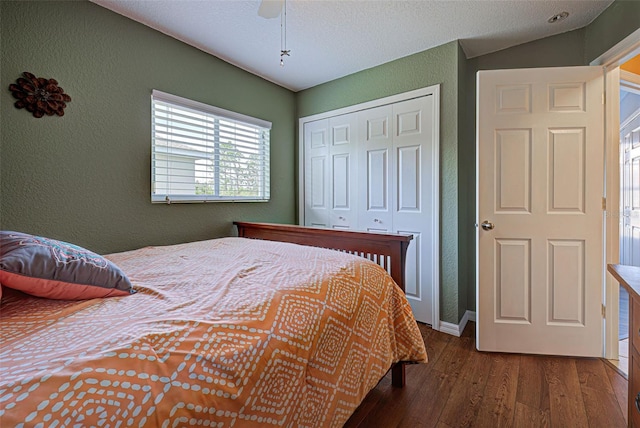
[0,231,135,300]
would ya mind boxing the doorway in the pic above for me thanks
[586,27,640,368]
[616,56,640,375]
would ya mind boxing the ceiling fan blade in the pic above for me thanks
[258,0,283,19]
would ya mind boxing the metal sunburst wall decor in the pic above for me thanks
[9,72,72,118]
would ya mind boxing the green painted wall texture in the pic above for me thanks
[1,1,296,255]
[457,41,472,323]
[585,0,640,63]
[1,0,638,324]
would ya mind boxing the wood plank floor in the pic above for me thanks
[344,322,628,428]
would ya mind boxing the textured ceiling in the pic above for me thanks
[90,0,614,91]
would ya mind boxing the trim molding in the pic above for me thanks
[600,35,640,360]
[298,85,438,123]
[590,28,640,69]
[438,310,476,337]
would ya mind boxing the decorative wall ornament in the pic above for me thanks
[9,72,71,118]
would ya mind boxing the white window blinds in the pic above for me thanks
[151,90,271,203]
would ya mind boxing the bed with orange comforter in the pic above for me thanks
[0,237,427,427]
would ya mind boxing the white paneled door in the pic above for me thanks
[328,114,358,230]
[477,66,604,356]
[304,119,329,228]
[357,97,437,324]
[392,98,437,324]
[358,105,394,233]
[304,114,359,230]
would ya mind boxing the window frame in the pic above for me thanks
[151,90,271,204]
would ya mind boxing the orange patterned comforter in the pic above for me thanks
[0,237,427,427]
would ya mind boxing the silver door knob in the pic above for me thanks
[481,221,495,231]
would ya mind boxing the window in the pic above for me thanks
[151,90,271,203]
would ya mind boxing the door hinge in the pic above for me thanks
[602,93,606,105]
[602,304,606,318]
[602,197,606,210]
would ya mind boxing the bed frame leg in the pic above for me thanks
[391,362,405,387]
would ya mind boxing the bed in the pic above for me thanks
[0,222,427,427]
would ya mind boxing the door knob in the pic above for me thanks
[481,221,495,231]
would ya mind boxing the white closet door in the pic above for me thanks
[358,105,394,232]
[301,86,440,328]
[392,97,436,324]
[329,114,358,230]
[304,119,329,227]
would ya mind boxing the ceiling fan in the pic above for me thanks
[258,0,285,19]
[258,0,291,66]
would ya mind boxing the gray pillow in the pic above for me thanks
[0,231,135,300]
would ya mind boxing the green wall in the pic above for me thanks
[457,42,472,323]
[297,41,464,324]
[585,0,640,62]
[0,1,296,254]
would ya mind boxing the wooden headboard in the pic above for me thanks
[234,222,413,292]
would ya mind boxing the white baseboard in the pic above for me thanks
[438,310,476,337]
[467,310,476,322]
[438,320,462,337]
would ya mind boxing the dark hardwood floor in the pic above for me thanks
[344,322,628,428]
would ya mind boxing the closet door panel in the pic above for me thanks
[397,144,421,211]
[358,105,393,232]
[329,114,358,230]
[304,119,329,227]
[393,97,437,324]
[367,149,389,211]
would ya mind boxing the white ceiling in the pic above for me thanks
[90,0,614,92]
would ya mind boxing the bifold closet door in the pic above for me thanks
[391,97,436,324]
[328,114,358,230]
[357,97,435,324]
[358,105,393,232]
[304,119,329,227]
[303,93,438,325]
[304,115,358,230]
